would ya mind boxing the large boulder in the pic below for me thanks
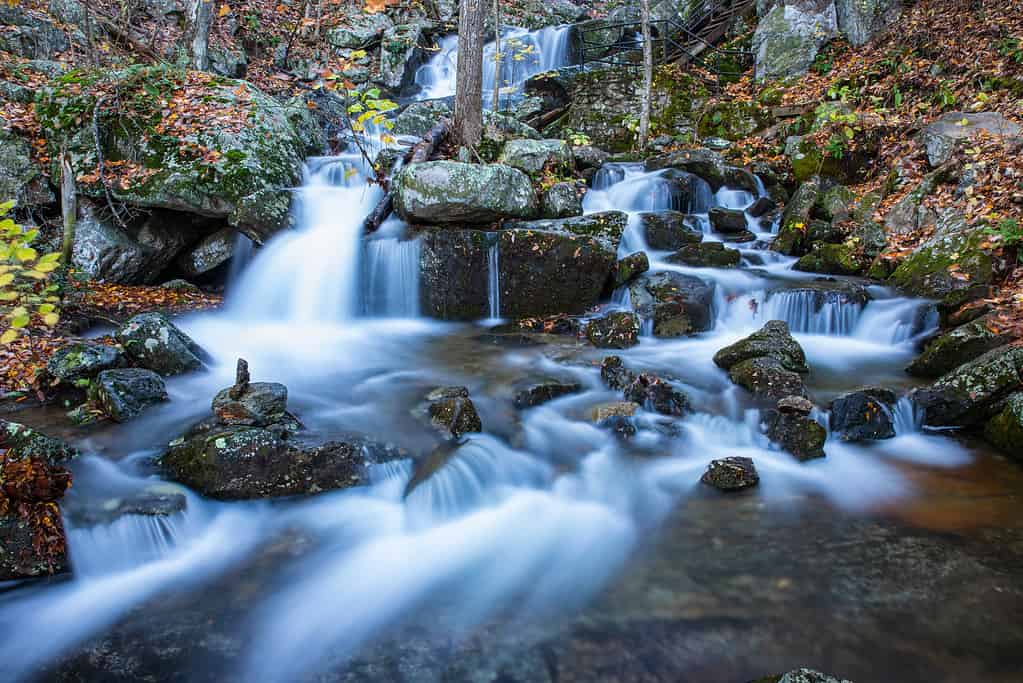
[36,68,309,242]
[71,203,149,283]
[911,344,1023,428]
[714,320,809,374]
[772,178,820,256]
[920,112,1023,167]
[0,6,69,59]
[175,227,237,277]
[540,180,585,218]
[392,100,451,137]
[753,0,839,81]
[907,314,1016,378]
[835,0,901,46]
[377,24,427,91]
[628,271,715,337]
[393,161,538,224]
[0,128,54,209]
[115,312,206,376]
[984,392,1023,459]
[638,210,704,249]
[498,139,573,177]
[418,212,625,320]
[89,368,168,423]
[830,388,896,441]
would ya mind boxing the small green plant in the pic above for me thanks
[986,218,1023,248]
[997,37,1023,63]
[563,129,591,147]
[935,81,957,109]
[0,201,62,345]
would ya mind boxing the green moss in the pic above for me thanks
[984,393,1023,458]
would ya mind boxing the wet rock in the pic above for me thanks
[597,414,637,439]
[747,196,777,217]
[772,178,820,256]
[714,320,809,374]
[911,344,1023,428]
[540,180,585,218]
[638,210,703,250]
[722,229,758,244]
[589,401,640,421]
[513,380,582,408]
[830,389,896,441]
[175,227,236,278]
[778,395,813,415]
[572,145,609,171]
[765,410,827,460]
[731,357,808,401]
[393,161,538,224]
[89,368,168,423]
[701,456,760,490]
[498,139,573,177]
[613,251,649,287]
[45,341,124,385]
[920,111,1022,167]
[778,668,854,683]
[66,484,189,526]
[907,314,1015,378]
[665,241,741,268]
[115,312,205,376]
[0,420,78,465]
[645,148,727,190]
[423,387,483,437]
[753,0,838,80]
[629,271,715,337]
[601,355,636,391]
[708,207,748,234]
[984,392,1023,459]
[587,311,640,349]
[71,202,149,283]
[623,374,690,416]
[212,382,288,427]
[392,100,450,137]
[377,23,427,91]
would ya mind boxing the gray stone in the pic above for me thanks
[835,0,901,45]
[629,271,716,337]
[907,313,1015,378]
[498,139,573,177]
[90,368,168,423]
[701,456,760,490]
[830,389,896,441]
[46,342,124,384]
[540,180,585,218]
[709,207,749,233]
[714,320,809,373]
[753,0,839,81]
[326,12,393,48]
[394,161,537,224]
[377,24,426,91]
[646,148,728,190]
[176,228,237,277]
[513,380,582,408]
[730,356,808,401]
[665,241,741,268]
[920,112,1022,167]
[212,382,288,427]
[115,312,205,376]
[911,345,1023,428]
[72,203,148,283]
[0,128,53,208]
[393,101,451,137]
[638,210,703,250]
[0,6,69,59]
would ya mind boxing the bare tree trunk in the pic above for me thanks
[637,0,653,150]
[492,0,501,112]
[186,0,214,70]
[82,0,100,66]
[59,150,77,268]
[454,0,485,149]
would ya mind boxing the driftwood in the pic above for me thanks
[363,119,449,234]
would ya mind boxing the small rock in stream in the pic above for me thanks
[513,380,582,409]
[701,456,760,491]
[830,388,897,441]
[424,386,483,437]
[765,409,827,461]
[586,311,640,349]
[89,368,169,423]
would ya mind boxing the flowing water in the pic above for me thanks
[2,139,1023,681]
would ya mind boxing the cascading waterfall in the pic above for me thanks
[362,235,422,318]
[488,242,501,320]
[415,25,575,102]
[761,289,864,336]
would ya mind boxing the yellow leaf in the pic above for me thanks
[15,247,37,262]
[37,303,55,314]
[218,3,231,16]
[0,273,12,287]
[0,329,18,344]
[34,261,58,273]
[43,312,59,326]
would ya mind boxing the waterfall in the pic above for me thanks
[226,232,255,292]
[363,236,422,318]
[415,25,575,102]
[487,242,501,320]
[762,289,864,335]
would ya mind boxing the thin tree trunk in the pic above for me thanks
[454,0,485,149]
[491,0,501,112]
[59,150,77,268]
[638,0,653,150]
[82,0,99,66]
[186,0,214,70]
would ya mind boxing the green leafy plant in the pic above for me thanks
[986,218,1023,248]
[0,201,62,345]
[997,37,1023,63]
[563,129,591,147]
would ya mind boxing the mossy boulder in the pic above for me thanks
[45,341,125,385]
[730,356,808,401]
[698,100,772,141]
[907,314,1016,378]
[714,320,809,374]
[638,210,703,249]
[753,1,838,81]
[36,67,310,242]
[772,178,820,256]
[498,139,573,177]
[89,368,168,423]
[628,271,715,337]
[765,410,827,459]
[984,392,1023,459]
[394,161,538,224]
[666,241,741,268]
[377,23,427,91]
[393,100,451,137]
[540,180,585,218]
[889,221,999,302]
[586,311,640,349]
[911,344,1023,428]
[613,251,650,287]
[794,241,866,275]
[0,128,54,209]
[701,456,760,490]
[115,312,206,376]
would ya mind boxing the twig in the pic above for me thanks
[92,97,130,230]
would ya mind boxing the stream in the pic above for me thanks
[2,41,1023,683]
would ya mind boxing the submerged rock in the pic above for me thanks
[701,456,759,490]
[628,271,715,337]
[911,345,1023,428]
[89,368,168,423]
[394,161,537,224]
[714,320,809,374]
[906,313,1014,378]
[830,389,896,441]
[513,380,582,408]
[638,210,704,250]
[115,312,206,376]
[586,311,640,349]
[765,409,827,460]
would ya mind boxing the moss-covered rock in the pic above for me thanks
[115,312,206,376]
[701,456,760,490]
[393,161,538,224]
[613,251,650,287]
[984,392,1023,458]
[772,178,820,256]
[540,180,585,218]
[666,241,741,268]
[377,23,427,91]
[889,221,999,302]
[753,1,838,81]
[911,344,1023,428]
[498,139,573,177]
[714,320,809,374]
[0,128,54,209]
[765,410,827,459]
[45,341,125,385]
[36,66,308,242]
[907,314,1016,378]
[638,210,703,249]
[698,100,773,141]
[89,368,168,423]
[730,356,808,400]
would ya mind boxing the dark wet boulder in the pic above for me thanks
[586,311,640,349]
[794,241,872,276]
[175,227,236,277]
[765,410,827,460]
[665,241,741,268]
[984,392,1023,459]
[907,314,1015,378]
[612,251,649,287]
[423,386,483,437]
[162,425,370,500]
[597,414,638,439]
[418,213,625,320]
[393,161,538,224]
[911,344,1023,428]
[498,139,573,177]
[830,389,896,441]
[714,321,809,374]
[747,196,777,218]
[65,484,188,527]
[601,355,636,391]
[628,271,715,337]
[772,178,820,256]
[623,374,690,416]
[540,180,585,218]
[513,380,582,408]
[723,167,760,194]
[701,456,760,491]
[115,312,205,376]
[659,169,714,213]
[638,210,703,250]
[645,148,727,190]
[708,207,748,234]
[88,369,168,423]
[731,357,807,401]
[45,341,124,385]
[212,382,288,427]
